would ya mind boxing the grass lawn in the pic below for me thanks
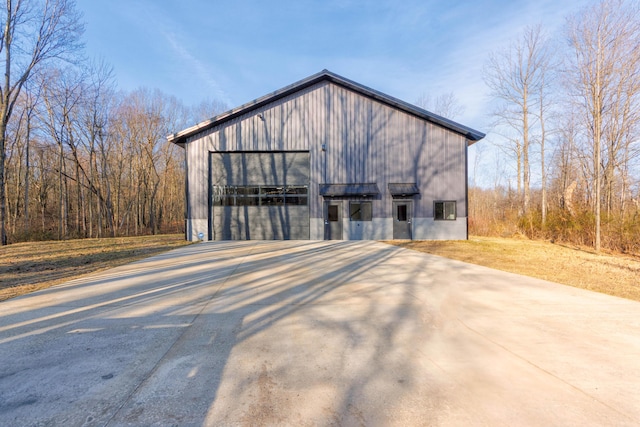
[387,236,640,302]
[0,234,191,302]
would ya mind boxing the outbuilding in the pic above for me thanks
[168,70,484,241]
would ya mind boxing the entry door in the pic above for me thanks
[324,201,342,240]
[393,201,412,239]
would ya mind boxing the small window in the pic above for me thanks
[397,204,407,221]
[349,201,372,221]
[434,201,456,220]
[285,196,308,205]
[237,186,260,196]
[284,186,308,205]
[328,205,339,222]
[284,186,308,195]
[224,196,237,206]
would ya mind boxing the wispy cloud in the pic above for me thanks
[162,31,232,106]
[118,0,232,106]
[95,0,593,120]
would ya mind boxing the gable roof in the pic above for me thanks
[167,69,485,146]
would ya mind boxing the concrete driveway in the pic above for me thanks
[1,240,639,426]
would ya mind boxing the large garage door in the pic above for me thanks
[210,151,310,240]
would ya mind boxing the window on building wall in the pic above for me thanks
[349,201,372,221]
[328,205,339,222]
[283,186,308,206]
[212,185,308,206]
[434,201,456,220]
[397,204,407,221]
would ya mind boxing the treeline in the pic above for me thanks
[0,1,227,244]
[478,0,640,253]
[4,67,225,242]
[468,186,639,254]
[0,0,226,244]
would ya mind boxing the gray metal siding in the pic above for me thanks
[213,206,309,240]
[185,80,468,238]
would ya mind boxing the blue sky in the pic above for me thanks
[79,0,592,185]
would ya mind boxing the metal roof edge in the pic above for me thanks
[320,71,485,142]
[167,69,486,145]
[167,70,330,145]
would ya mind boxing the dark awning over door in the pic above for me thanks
[388,183,420,196]
[319,183,380,197]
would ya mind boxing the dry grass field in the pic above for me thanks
[387,236,640,302]
[1,235,638,303]
[0,234,191,302]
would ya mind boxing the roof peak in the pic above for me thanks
[168,70,485,146]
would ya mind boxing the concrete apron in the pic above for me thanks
[0,240,639,426]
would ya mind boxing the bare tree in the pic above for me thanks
[78,59,116,237]
[414,91,465,120]
[39,66,86,239]
[536,55,558,227]
[22,81,39,232]
[484,25,553,216]
[191,98,228,123]
[0,0,83,244]
[110,88,188,236]
[538,80,549,225]
[565,0,640,252]
[552,109,581,216]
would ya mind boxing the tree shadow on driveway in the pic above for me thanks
[0,240,446,426]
